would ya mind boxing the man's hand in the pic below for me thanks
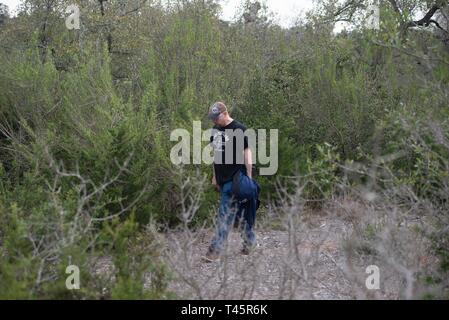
[244,148,253,179]
[212,175,220,192]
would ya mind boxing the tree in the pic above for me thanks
[0,3,8,26]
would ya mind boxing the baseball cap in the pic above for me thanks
[207,102,227,120]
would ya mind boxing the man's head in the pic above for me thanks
[208,102,231,127]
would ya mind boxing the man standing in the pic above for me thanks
[203,102,257,262]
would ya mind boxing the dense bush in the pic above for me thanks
[1,0,448,298]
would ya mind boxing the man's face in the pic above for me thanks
[212,113,226,127]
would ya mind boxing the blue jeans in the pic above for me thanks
[210,180,256,253]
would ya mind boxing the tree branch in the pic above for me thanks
[407,4,441,28]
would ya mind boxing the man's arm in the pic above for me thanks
[244,148,252,178]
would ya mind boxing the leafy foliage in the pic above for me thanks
[1,0,448,298]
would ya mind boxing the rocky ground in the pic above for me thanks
[161,210,405,300]
[92,201,439,300]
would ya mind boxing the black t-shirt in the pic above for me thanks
[210,120,249,186]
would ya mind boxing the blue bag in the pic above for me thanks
[232,169,258,201]
[232,169,261,228]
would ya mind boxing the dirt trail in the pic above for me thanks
[161,213,400,300]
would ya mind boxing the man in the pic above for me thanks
[203,101,257,262]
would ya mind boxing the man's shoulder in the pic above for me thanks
[231,120,247,131]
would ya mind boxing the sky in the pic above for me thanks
[220,0,315,27]
[1,0,317,28]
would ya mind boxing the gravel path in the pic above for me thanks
[91,209,436,299]
[161,213,394,299]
